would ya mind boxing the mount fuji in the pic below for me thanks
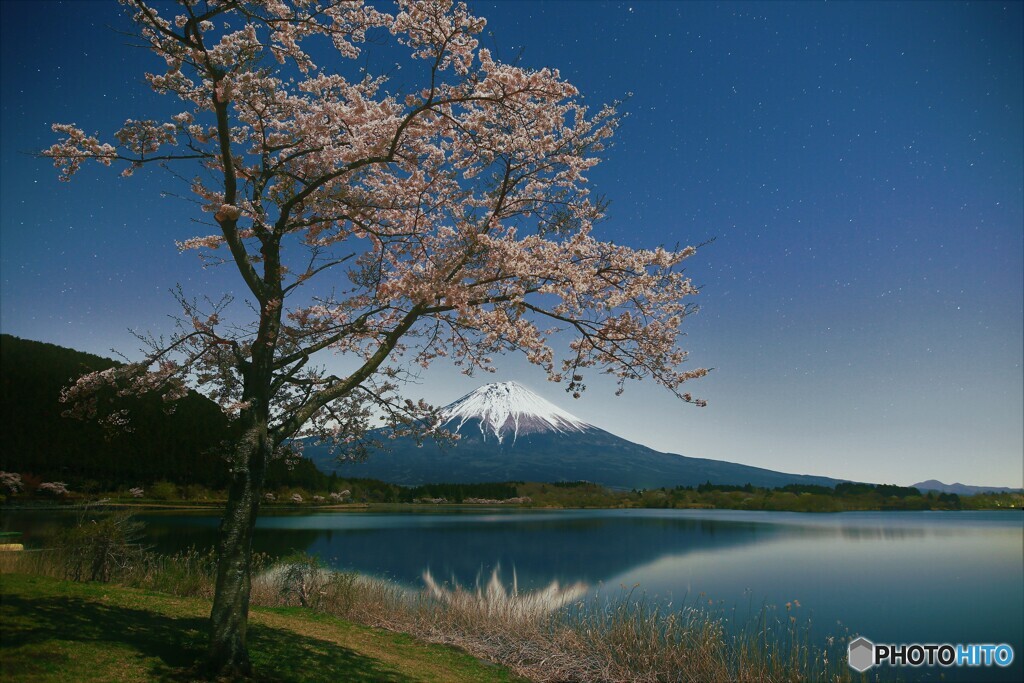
[440,381,593,444]
[308,381,846,490]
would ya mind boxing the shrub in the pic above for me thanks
[270,552,356,613]
[77,479,102,494]
[149,480,178,501]
[60,509,146,583]
[0,471,23,495]
[38,481,69,497]
[135,546,219,598]
[278,552,325,608]
[183,484,211,501]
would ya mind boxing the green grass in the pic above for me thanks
[0,573,522,683]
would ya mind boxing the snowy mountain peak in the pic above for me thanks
[441,381,592,444]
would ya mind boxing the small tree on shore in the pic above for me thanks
[0,471,23,496]
[47,0,707,676]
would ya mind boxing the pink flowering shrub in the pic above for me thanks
[0,471,23,495]
[38,481,70,497]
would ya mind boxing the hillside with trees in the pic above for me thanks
[1,334,232,490]
[0,335,328,493]
[0,335,368,497]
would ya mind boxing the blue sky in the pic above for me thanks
[1,1,1021,487]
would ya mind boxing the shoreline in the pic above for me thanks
[3,500,1021,513]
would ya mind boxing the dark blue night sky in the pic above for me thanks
[1,1,1021,486]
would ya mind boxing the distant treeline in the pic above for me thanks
[308,479,1000,512]
[266,479,521,504]
[627,480,970,511]
[697,481,929,499]
[398,482,520,502]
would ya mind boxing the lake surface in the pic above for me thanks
[5,508,1022,681]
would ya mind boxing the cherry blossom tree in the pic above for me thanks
[46,0,707,675]
[37,481,70,497]
[0,471,24,496]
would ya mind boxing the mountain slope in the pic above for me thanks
[0,334,231,487]
[912,480,1023,496]
[0,334,328,492]
[308,381,847,490]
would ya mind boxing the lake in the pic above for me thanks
[5,507,1022,681]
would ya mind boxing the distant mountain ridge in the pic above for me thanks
[912,480,1023,496]
[309,381,850,490]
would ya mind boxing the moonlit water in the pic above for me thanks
[7,508,1022,681]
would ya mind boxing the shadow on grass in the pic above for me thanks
[1,592,413,682]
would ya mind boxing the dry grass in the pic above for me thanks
[2,541,851,682]
[248,559,849,682]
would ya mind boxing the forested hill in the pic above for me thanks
[0,334,234,489]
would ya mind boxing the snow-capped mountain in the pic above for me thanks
[441,381,592,444]
[309,381,847,490]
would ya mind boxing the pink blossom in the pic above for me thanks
[38,481,69,497]
[0,471,23,494]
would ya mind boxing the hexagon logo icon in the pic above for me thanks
[848,636,875,673]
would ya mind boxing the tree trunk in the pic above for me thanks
[207,421,270,678]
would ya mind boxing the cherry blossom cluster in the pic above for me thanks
[59,356,189,433]
[38,481,70,497]
[0,471,23,495]
[393,0,483,75]
[46,124,117,180]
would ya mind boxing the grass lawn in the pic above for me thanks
[0,573,522,682]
